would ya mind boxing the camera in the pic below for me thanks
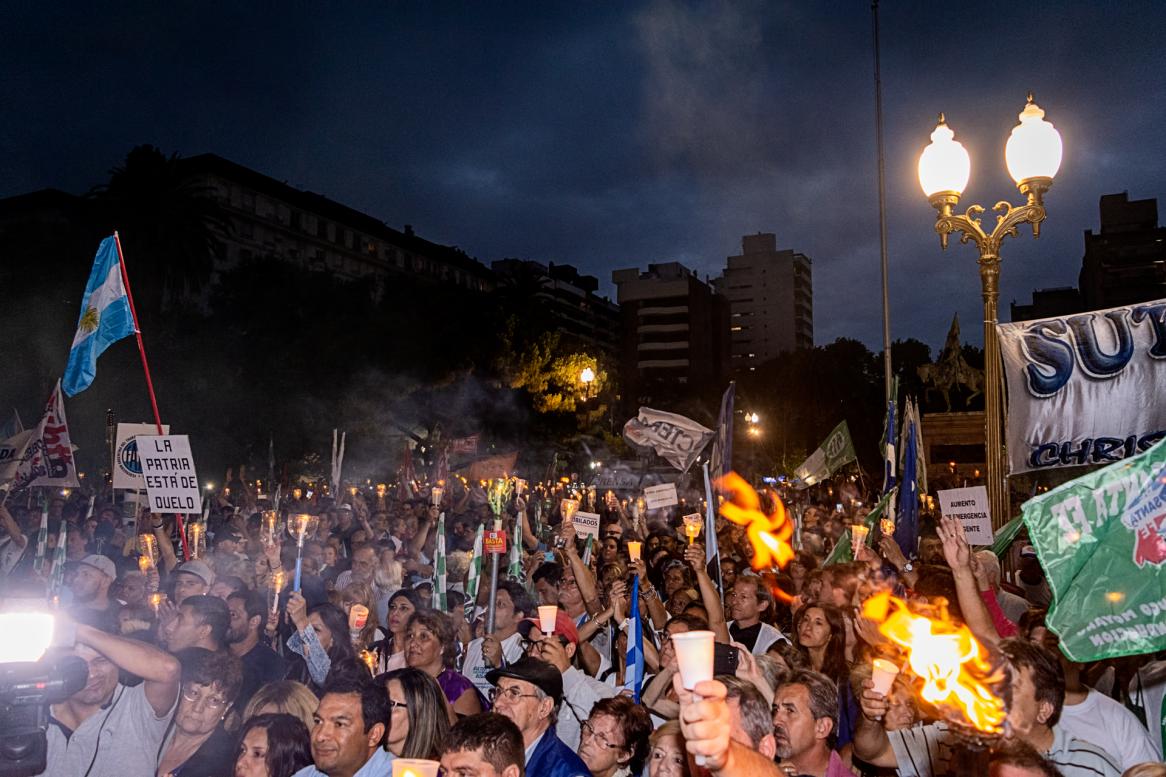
[0,611,86,777]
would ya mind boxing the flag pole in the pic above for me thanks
[112,231,190,560]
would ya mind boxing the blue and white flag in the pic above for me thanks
[63,237,137,397]
[894,398,924,558]
[703,462,719,566]
[709,383,735,480]
[624,575,644,702]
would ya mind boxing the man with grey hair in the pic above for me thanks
[771,670,851,777]
[974,549,1030,623]
[720,675,777,758]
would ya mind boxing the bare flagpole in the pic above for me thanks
[873,0,893,405]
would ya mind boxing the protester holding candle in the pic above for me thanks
[286,595,357,691]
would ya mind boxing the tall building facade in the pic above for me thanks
[611,262,730,416]
[491,258,620,357]
[1079,192,1166,310]
[180,154,494,294]
[712,233,812,371]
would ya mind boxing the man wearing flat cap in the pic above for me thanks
[487,656,589,777]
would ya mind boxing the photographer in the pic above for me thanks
[40,615,181,777]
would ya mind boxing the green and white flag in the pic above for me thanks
[434,512,448,612]
[49,520,67,598]
[464,522,484,624]
[1023,437,1166,662]
[793,420,857,488]
[33,499,48,574]
[507,518,523,583]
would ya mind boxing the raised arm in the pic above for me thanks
[686,543,729,643]
[0,505,26,550]
[937,516,999,647]
[74,621,180,716]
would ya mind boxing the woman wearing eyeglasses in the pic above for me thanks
[578,696,652,777]
[158,647,244,777]
[404,608,484,716]
[378,667,453,758]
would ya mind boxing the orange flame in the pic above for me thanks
[862,592,1006,733]
[717,472,795,571]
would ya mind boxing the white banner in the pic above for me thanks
[139,435,200,514]
[623,407,713,472]
[999,298,1166,473]
[113,423,170,490]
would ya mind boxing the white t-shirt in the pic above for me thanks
[40,682,178,777]
[1059,688,1160,769]
[1130,661,1166,763]
[462,631,524,696]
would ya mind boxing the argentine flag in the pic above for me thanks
[624,575,644,701]
[62,237,137,396]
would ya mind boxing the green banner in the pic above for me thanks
[1022,438,1166,662]
[794,421,857,488]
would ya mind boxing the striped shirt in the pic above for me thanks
[888,722,1120,777]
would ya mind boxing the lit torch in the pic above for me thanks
[861,591,1006,736]
[717,472,795,571]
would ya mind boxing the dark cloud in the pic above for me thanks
[2,1,1164,354]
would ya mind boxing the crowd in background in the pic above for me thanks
[1,468,1164,777]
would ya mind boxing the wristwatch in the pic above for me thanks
[902,562,914,573]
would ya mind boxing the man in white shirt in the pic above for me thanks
[854,638,1120,777]
[726,575,788,655]
[461,580,533,697]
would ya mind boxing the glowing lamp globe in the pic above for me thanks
[1005,95,1062,185]
[918,116,971,199]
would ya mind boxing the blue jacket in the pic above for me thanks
[527,729,590,777]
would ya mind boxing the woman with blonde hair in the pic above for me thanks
[646,720,689,777]
[241,681,318,732]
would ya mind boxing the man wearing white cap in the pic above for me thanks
[171,559,215,604]
[70,554,117,619]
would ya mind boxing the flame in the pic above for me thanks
[359,649,377,674]
[717,472,795,571]
[861,592,1006,733]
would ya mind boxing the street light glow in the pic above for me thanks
[918,116,970,197]
[747,412,760,424]
[580,367,595,384]
[1005,96,1062,184]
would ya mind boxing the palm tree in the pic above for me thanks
[89,145,232,313]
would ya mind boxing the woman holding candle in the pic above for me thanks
[285,595,357,691]
[378,667,453,758]
[404,609,484,717]
[370,588,421,672]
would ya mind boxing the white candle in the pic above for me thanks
[538,605,558,634]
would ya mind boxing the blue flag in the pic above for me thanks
[624,576,644,702]
[63,237,137,396]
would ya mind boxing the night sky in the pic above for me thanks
[5,1,1165,352]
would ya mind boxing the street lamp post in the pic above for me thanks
[917,94,1062,529]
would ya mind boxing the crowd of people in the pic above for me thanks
[1,469,1164,777]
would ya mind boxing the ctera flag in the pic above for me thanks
[63,237,137,397]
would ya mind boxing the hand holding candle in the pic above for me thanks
[851,524,870,550]
[870,657,900,696]
[537,605,558,634]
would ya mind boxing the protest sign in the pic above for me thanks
[573,511,601,539]
[999,298,1166,473]
[1023,437,1166,661]
[484,529,508,555]
[938,486,993,544]
[644,483,679,510]
[0,430,35,486]
[114,423,169,489]
[138,435,200,514]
